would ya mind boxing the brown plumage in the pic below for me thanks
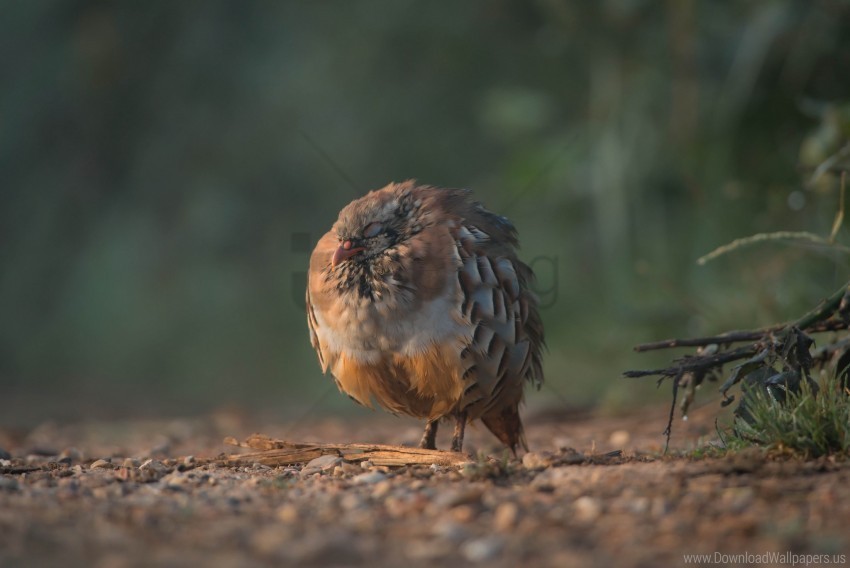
[306,181,544,454]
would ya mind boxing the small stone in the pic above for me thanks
[651,497,669,517]
[352,471,387,485]
[522,451,553,470]
[139,459,167,472]
[434,488,483,508]
[627,497,650,514]
[90,459,112,470]
[137,459,168,481]
[0,476,19,491]
[608,430,630,447]
[371,479,392,498]
[58,447,83,462]
[461,536,503,562]
[123,458,140,468]
[300,455,342,478]
[182,456,196,466]
[276,504,299,523]
[360,460,374,469]
[303,455,342,472]
[493,502,519,532]
[432,521,469,543]
[164,472,191,487]
[451,505,477,523]
[340,493,365,510]
[573,496,602,522]
[114,467,132,482]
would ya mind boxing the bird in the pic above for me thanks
[306,180,544,454]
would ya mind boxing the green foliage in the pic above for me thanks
[732,375,850,458]
[3,2,850,421]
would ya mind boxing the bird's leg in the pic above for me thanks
[419,419,438,449]
[450,411,468,453]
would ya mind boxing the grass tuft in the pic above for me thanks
[732,374,850,458]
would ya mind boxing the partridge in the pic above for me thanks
[306,181,544,453]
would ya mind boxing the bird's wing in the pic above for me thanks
[306,286,325,370]
[306,230,339,373]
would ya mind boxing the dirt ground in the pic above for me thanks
[1,401,848,568]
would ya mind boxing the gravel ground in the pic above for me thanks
[1,403,848,568]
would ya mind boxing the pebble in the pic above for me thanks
[139,459,167,473]
[300,455,342,477]
[432,521,469,543]
[451,505,478,523]
[276,504,299,523]
[434,487,483,508]
[493,502,519,531]
[352,471,387,485]
[137,459,168,482]
[573,496,602,522]
[371,480,392,499]
[340,493,366,510]
[164,473,192,488]
[626,497,650,515]
[609,430,630,447]
[90,459,112,470]
[114,467,132,482]
[58,447,83,462]
[522,451,553,470]
[461,536,503,562]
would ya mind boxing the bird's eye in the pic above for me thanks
[363,222,383,238]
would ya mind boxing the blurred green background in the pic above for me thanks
[3,1,850,426]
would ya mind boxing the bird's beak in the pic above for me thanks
[332,240,364,267]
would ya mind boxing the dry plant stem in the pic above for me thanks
[662,369,684,453]
[632,282,850,356]
[635,330,773,352]
[624,344,761,379]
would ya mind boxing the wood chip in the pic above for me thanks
[223,434,470,467]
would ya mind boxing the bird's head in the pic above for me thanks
[330,183,423,269]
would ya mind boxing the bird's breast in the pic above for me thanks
[311,283,472,363]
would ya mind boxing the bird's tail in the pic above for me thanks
[481,404,528,456]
